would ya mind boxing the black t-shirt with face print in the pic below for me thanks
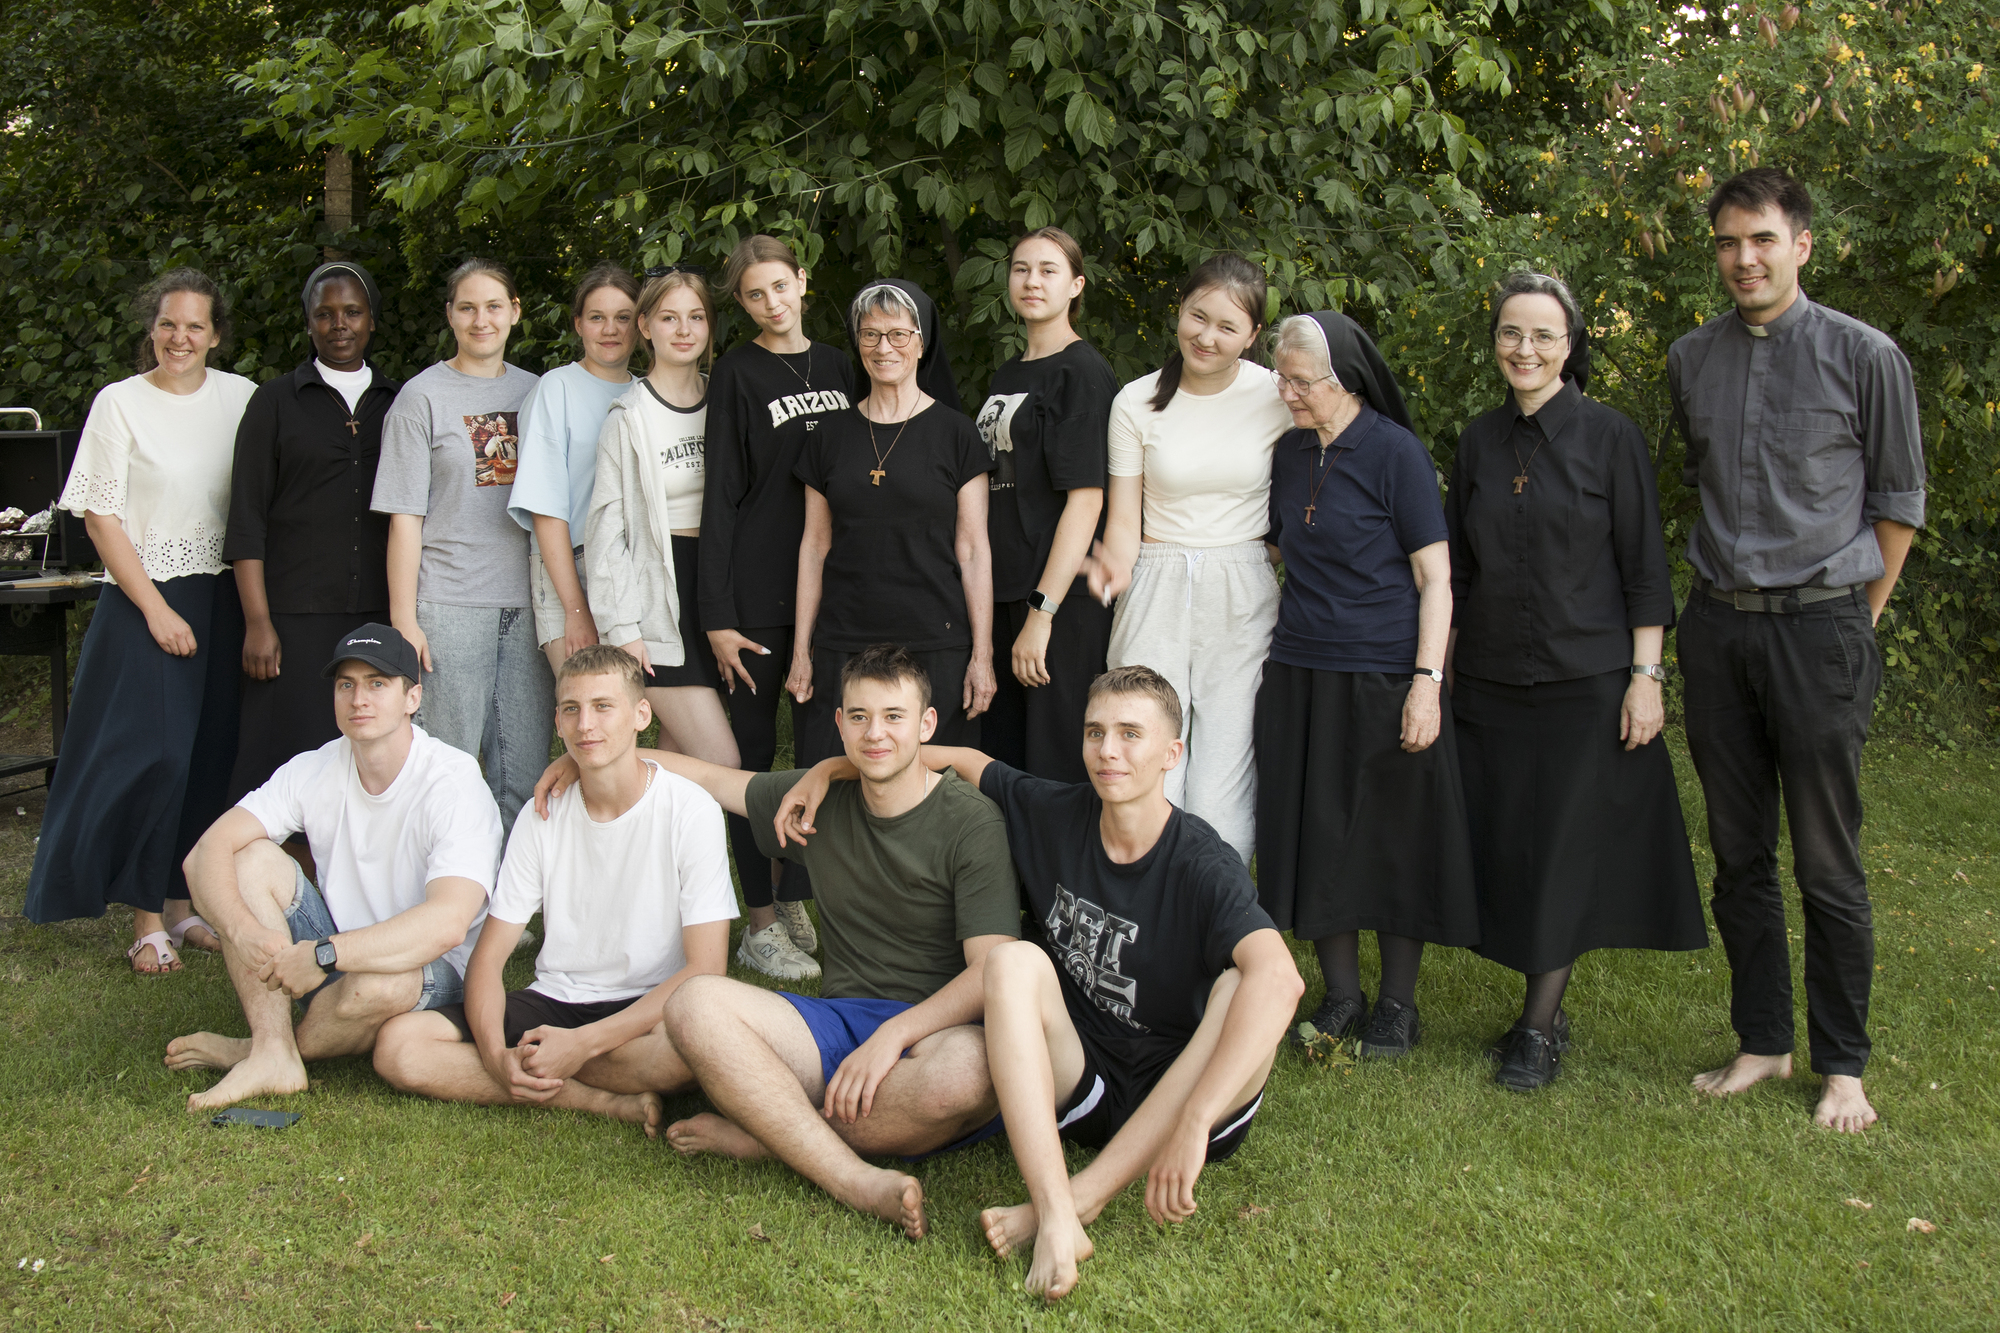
[975,340,1118,603]
[795,402,994,653]
[979,760,1276,1093]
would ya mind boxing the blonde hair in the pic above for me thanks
[635,271,716,372]
[555,643,646,700]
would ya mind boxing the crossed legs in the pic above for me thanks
[371,1009,683,1132]
[660,976,999,1239]
[978,941,1274,1300]
[165,840,425,1112]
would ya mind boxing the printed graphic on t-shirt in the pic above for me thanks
[976,391,1027,490]
[658,434,704,476]
[767,390,852,431]
[466,411,520,486]
[1046,883,1146,1030]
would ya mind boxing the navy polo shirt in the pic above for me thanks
[1267,405,1449,673]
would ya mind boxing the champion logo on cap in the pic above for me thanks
[346,637,383,645]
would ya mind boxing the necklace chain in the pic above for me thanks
[773,342,813,393]
[1303,441,1348,526]
[866,404,916,485]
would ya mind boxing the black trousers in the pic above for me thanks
[721,625,809,907]
[983,578,1112,785]
[796,644,977,771]
[1679,586,1881,1076]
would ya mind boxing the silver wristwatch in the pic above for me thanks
[1414,667,1443,684]
[1631,664,1667,680]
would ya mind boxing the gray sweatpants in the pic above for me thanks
[1106,540,1278,862]
[415,600,555,834]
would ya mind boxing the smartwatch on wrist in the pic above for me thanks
[1414,667,1444,684]
[1026,589,1061,617]
[1631,664,1667,681]
[314,937,338,970]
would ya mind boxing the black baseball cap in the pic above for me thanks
[323,622,421,685]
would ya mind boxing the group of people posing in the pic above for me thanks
[20,163,1922,1295]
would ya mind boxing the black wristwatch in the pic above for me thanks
[1026,589,1061,617]
[314,937,338,970]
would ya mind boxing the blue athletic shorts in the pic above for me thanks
[777,992,913,1086]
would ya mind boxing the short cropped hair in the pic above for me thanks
[1086,665,1184,737]
[1488,270,1584,344]
[555,643,646,700]
[839,643,931,711]
[1707,167,1813,236]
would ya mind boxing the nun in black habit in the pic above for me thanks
[1254,309,1480,1061]
[223,259,401,800]
[784,277,995,766]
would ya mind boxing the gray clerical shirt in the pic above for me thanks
[1668,292,1926,592]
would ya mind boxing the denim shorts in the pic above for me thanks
[284,862,463,1013]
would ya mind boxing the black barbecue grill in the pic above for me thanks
[0,407,105,784]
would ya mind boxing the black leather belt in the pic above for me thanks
[1704,581,1859,613]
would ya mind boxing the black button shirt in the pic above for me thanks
[223,360,399,615]
[1446,378,1675,686]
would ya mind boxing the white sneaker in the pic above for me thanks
[774,900,818,954]
[736,922,821,981]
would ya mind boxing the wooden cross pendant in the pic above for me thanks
[1512,474,1527,494]
[869,468,885,486]
[1303,504,1316,526]
[346,419,359,436]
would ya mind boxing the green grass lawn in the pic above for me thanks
[1,729,1996,1331]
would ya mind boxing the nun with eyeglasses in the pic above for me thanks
[786,279,993,765]
[1254,310,1478,1062]
[224,259,402,800]
[1446,270,1705,1092]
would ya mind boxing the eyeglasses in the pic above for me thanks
[1276,372,1338,397]
[642,263,707,279]
[1495,328,1569,351]
[857,328,919,349]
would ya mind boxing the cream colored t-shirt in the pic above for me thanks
[59,370,257,583]
[1106,362,1293,547]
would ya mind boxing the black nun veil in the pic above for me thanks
[300,259,382,327]
[1295,310,1413,431]
[848,278,961,412]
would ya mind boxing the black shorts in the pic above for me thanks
[644,535,721,689]
[434,988,641,1048]
[1053,1035,1265,1164]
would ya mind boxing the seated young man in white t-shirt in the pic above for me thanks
[372,645,737,1130]
[166,624,502,1113]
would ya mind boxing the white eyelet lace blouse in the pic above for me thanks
[58,370,258,584]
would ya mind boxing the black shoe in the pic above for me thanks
[1486,1008,1571,1062]
[1494,1026,1562,1092]
[1357,996,1421,1059]
[1291,990,1368,1048]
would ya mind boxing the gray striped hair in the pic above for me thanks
[849,282,922,329]
[1268,315,1338,385]
[1489,270,1583,343]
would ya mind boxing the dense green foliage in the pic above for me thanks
[2,0,1997,731]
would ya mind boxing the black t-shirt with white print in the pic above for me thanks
[975,340,1118,603]
[979,760,1276,1094]
[795,402,994,653]
[697,342,856,630]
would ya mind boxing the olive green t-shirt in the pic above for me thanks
[746,768,1022,1004]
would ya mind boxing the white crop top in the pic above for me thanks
[637,381,707,530]
[60,370,258,583]
[1106,362,1294,547]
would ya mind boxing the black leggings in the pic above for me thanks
[721,625,809,907]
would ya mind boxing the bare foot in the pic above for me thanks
[843,1168,927,1241]
[165,1032,252,1073]
[184,1050,308,1113]
[1023,1211,1093,1301]
[981,1201,1038,1259]
[665,1112,769,1160]
[1814,1074,1878,1133]
[628,1092,665,1138]
[1692,1051,1793,1096]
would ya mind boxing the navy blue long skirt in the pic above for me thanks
[25,573,244,919]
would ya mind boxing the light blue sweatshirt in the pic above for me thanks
[508,361,631,541]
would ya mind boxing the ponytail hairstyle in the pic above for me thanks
[570,261,640,317]
[443,257,520,307]
[1149,252,1267,412]
[132,267,230,371]
[1009,225,1087,316]
[634,269,717,372]
[722,233,805,303]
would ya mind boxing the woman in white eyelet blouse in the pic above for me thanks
[24,268,256,975]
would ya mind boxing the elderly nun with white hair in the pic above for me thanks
[786,278,994,767]
[1254,310,1478,1061]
